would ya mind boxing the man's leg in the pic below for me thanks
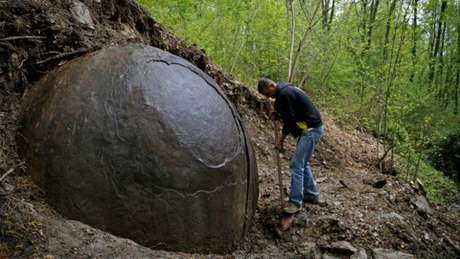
[303,126,324,200]
[303,162,320,199]
[289,132,316,207]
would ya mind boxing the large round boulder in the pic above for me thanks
[20,44,258,253]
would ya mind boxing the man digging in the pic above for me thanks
[258,78,325,216]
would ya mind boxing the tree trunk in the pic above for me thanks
[328,0,335,28]
[360,0,369,43]
[321,0,329,29]
[429,0,447,83]
[383,0,397,61]
[456,69,459,115]
[409,0,418,82]
[380,3,409,169]
[320,0,335,30]
[287,0,296,82]
[456,22,460,115]
[436,21,447,100]
[289,1,321,83]
[366,0,380,51]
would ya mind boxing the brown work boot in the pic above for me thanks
[283,202,301,214]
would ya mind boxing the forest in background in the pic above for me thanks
[138,0,459,203]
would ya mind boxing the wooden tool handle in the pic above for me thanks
[273,120,285,210]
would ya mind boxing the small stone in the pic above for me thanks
[295,213,309,228]
[318,215,340,226]
[298,242,321,259]
[70,1,95,30]
[351,249,368,259]
[317,176,328,183]
[373,179,387,188]
[379,212,404,221]
[372,248,415,259]
[423,232,430,240]
[320,241,357,255]
[411,195,433,216]
[0,182,15,195]
[322,253,341,259]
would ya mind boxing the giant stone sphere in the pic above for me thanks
[20,44,258,253]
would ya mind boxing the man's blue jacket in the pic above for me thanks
[274,82,323,138]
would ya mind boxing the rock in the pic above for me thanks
[415,178,426,195]
[294,212,310,228]
[448,203,460,213]
[373,179,387,189]
[320,241,357,255]
[351,249,368,259]
[70,1,95,30]
[317,216,346,235]
[317,215,340,226]
[423,232,430,240]
[379,212,404,221]
[298,242,321,259]
[317,176,328,183]
[411,195,433,216]
[20,44,258,253]
[372,248,415,259]
[363,178,387,188]
[322,253,342,259]
[0,181,15,195]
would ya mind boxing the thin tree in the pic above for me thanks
[382,0,398,61]
[287,0,296,82]
[456,19,460,114]
[429,0,447,83]
[321,0,335,30]
[379,1,410,171]
[288,0,322,83]
[409,0,418,82]
[365,0,380,51]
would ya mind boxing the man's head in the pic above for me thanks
[258,78,277,98]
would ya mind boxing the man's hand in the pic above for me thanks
[275,137,285,152]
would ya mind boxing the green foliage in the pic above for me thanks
[138,0,289,85]
[396,150,459,204]
[138,0,460,202]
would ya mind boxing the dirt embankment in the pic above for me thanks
[0,0,459,258]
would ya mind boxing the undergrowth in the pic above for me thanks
[396,156,459,204]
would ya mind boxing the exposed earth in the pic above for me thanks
[0,0,459,258]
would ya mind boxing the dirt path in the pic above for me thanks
[239,106,460,258]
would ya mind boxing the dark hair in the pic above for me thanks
[258,78,274,93]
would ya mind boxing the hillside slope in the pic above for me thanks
[0,0,459,258]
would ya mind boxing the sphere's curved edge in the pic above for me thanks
[19,44,258,254]
[143,58,243,169]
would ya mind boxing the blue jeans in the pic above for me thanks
[289,125,325,206]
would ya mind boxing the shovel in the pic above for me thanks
[273,120,296,232]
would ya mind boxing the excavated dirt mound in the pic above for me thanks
[1,0,459,258]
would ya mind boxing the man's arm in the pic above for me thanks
[275,132,287,151]
[276,90,297,150]
[280,90,297,135]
